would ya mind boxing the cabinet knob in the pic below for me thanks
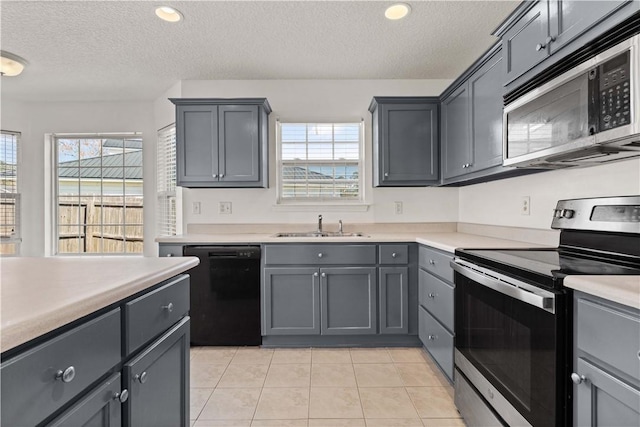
[162,302,174,313]
[212,174,218,178]
[428,334,438,340]
[535,42,546,51]
[429,259,435,265]
[428,292,436,298]
[55,366,76,383]
[391,252,397,258]
[165,253,174,257]
[571,373,587,385]
[321,272,326,278]
[135,371,148,384]
[384,172,389,177]
[113,389,129,403]
[318,253,323,258]
[220,173,225,178]
[546,36,556,45]
[313,272,319,277]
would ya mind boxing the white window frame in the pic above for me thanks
[53,133,143,255]
[0,130,21,256]
[156,124,177,237]
[276,120,365,206]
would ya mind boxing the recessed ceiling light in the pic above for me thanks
[385,3,411,20]
[0,51,27,77]
[155,6,183,23]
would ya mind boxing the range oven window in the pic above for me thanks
[455,272,567,426]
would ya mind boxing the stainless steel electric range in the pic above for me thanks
[451,196,640,427]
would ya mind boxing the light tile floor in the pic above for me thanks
[189,346,465,427]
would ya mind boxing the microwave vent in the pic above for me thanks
[545,146,639,163]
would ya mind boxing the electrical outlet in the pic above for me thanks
[395,201,403,215]
[219,201,232,214]
[192,202,201,215]
[521,196,531,215]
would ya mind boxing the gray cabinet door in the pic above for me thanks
[218,105,260,182]
[469,49,504,172]
[574,358,640,427]
[549,0,635,54]
[442,84,471,179]
[124,317,190,427]
[320,267,377,335]
[378,102,439,185]
[176,104,218,185]
[263,267,321,335]
[503,0,549,83]
[48,373,123,427]
[379,267,409,334]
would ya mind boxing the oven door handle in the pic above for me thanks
[451,259,556,314]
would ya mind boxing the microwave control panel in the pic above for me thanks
[599,51,631,131]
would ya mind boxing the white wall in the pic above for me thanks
[1,99,155,256]
[459,159,640,229]
[174,79,459,226]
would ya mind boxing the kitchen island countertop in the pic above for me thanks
[1,256,199,352]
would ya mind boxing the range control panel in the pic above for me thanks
[599,51,631,131]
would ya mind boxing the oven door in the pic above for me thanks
[452,260,569,427]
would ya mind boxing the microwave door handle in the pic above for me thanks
[451,260,556,314]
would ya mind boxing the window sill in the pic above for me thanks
[271,203,370,212]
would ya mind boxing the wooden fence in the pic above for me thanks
[58,196,143,254]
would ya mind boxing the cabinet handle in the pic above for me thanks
[428,334,438,340]
[55,366,76,383]
[546,36,556,45]
[318,253,323,258]
[113,389,129,403]
[571,373,587,385]
[220,173,225,178]
[212,174,218,178]
[391,252,397,258]
[165,253,174,257]
[429,259,435,265]
[321,272,326,278]
[384,172,389,177]
[161,302,174,313]
[535,42,546,51]
[135,371,148,384]
[313,272,319,277]
[428,292,436,298]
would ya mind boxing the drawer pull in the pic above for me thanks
[321,272,326,278]
[161,302,174,313]
[113,389,129,403]
[571,373,587,385]
[428,334,438,340]
[318,253,323,258]
[429,259,435,265]
[314,272,319,277]
[55,366,76,383]
[428,293,436,298]
[135,371,148,384]
[166,253,173,257]
[391,252,397,258]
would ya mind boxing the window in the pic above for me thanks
[157,125,177,236]
[1,131,20,255]
[55,135,143,254]
[278,122,362,202]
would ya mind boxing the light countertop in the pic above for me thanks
[564,275,640,310]
[1,256,199,352]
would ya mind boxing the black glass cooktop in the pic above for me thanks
[455,247,640,290]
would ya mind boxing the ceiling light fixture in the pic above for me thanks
[385,3,411,20]
[0,51,27,77]
[155,6,183,23]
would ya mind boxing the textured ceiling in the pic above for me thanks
[0,0,519,102]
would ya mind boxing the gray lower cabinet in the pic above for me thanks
[369,97,439,186]
[379,267,409,334]
[418,245,454,382]
[263,267,321,335]
[321,267,377,335]
[170,98,271,188]
[125,317,190,427]
[573,292,640,426]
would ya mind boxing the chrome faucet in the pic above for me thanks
[317,215,323,233]
[338,219,343,235]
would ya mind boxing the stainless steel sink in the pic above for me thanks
[272,232,367,238]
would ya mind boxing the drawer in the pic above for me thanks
[418,269,454,332]
[576,296,640,381]
[419,245,454,283]
[264,244,376,265]
[0,309,121,427]
[379,244,409,264]
[125,274,190,355]
[159,244,184,257]
[419,306,454,381]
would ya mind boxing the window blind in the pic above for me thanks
[157,125,177,236]
[0,131,20,255]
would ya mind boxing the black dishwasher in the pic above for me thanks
[184,246,261,346]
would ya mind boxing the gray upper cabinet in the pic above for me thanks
[370,97,439,186]
[441,44,508,185]
[171,98,271,188]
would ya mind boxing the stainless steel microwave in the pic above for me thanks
[503,34,640,169]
